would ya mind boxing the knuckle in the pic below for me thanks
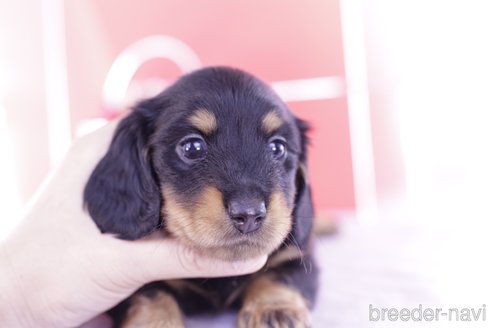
[176,243,202,275]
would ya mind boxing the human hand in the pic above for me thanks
[0,117,267,328]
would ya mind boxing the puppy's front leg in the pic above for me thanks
[237,275,311,328]
[121,291,184,328]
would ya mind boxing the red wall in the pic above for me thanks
[65,0,355,213]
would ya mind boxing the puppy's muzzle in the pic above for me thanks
[228,199,266,234]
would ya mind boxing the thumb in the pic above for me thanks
[124,238,268,283]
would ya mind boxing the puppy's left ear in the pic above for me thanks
[292,118,314,247]
[84,106,161,240]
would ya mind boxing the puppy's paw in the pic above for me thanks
[122,291,185,328]
[238,299,311,328]
[237,276,311,328]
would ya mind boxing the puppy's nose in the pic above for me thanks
[228,200,266,234]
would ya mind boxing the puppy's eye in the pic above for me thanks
[269,139,287,160]
[177,135,207,163]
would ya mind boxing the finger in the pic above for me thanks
[79,314,113,328]
[123,238,267,283]
[172,241,268,278]
[70,117,120,158]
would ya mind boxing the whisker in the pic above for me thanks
[284,232,308,273]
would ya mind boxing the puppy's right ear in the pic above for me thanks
[292,118,314,248]
[84,108,160,240]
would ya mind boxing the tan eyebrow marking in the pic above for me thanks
[188,108,217,135]
[262,110,284,134]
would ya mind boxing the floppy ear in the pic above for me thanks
[292,118,315,248]
[84,107,161,240]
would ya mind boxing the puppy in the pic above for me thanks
[84,67,318,327]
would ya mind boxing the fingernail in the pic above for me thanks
[231,256,267,272]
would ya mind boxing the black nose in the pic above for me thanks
[228,199,266,234]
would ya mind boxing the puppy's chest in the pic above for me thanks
[166,276,250,314]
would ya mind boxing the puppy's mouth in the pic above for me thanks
[162,186,293,261]
[170,213,291,262]
[191,223,291,262]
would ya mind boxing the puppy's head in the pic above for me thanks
[84,67,312,261]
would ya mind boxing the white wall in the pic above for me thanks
[364,0,492,225]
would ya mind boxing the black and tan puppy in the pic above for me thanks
[84,67,318,327]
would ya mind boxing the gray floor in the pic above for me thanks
[186,221,491,327]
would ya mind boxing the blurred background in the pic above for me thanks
[1,0,491,326]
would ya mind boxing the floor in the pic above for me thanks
[186,220,491,327]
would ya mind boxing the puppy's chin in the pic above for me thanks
[166,218,292,261]
[186,238,283,262]
[173,227,291,262]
